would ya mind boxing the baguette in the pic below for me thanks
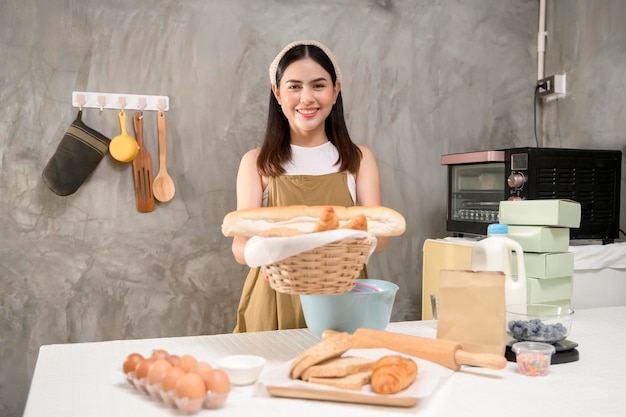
[222,205,405,237]
[257,227,305,237]
[370,355,418,395]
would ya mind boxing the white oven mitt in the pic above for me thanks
[244,229,377,267]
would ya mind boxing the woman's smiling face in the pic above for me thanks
[273,57,340,140]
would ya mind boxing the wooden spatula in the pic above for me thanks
[132,112,155,213]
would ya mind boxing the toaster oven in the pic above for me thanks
[441,147,622,242]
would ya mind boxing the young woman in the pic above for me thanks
[232,40,387,332]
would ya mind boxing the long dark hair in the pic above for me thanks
[257,44,362,177]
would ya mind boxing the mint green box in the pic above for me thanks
[507,225,570,253]
[526,276,573,303]
[513,252,575,279]
[499,199,581,228]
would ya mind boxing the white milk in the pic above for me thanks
[471,223,527,306]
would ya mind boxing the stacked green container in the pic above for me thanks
[499,200,582,308]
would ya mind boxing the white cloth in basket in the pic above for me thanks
[244,230,377,267]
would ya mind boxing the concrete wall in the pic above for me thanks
[1,1,624,416]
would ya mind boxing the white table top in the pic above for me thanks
[24,306,626,417]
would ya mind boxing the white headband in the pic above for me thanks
[268,40,342,86]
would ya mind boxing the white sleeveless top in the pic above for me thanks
[262,141,357,206]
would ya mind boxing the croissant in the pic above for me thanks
[341,214,368,232]
[370,355,418,395]
[313,207,339,232]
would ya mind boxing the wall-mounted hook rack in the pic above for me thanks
[72,91,170,112]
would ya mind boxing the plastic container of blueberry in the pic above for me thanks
[506,303,574,343]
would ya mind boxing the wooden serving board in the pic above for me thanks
[266,385,418,407]
[261,348,454,408]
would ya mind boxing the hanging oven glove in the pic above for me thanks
[42,110,111,196]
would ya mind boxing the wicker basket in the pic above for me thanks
[262,237,375,295]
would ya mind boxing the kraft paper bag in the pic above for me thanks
[436,269,506,355]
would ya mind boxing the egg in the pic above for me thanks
[166,354,180,367]
[134,358,155,380]
[203,368,231,394]
[191,361,213,379]
[173,372,206,413]
[151,349,169,360]
[161,366,185,390]
[147,359,172,386]
[175,372,207,400]
[123,353,144,374]
[203,369,230,408]
[160,366,187,407]
[177,354,198,372]
[133,357,155,394]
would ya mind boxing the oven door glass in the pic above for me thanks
[448,163,504,232]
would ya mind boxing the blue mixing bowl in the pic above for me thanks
[300,279,399,337]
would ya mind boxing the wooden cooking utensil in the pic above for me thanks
[322,329,507,371]
[109,111,140,163]
[132,112,155,213]
[152,110,175,202]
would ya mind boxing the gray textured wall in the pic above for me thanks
[542,0,626,155]
[1,1,624,416]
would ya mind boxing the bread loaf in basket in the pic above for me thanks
[222,205,405,295]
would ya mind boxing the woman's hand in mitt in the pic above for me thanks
[370,355,418,395]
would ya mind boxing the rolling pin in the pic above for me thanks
[322,328,507,371]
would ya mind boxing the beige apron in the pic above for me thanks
[233,172,367,333]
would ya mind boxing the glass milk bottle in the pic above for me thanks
[471,223,527,306]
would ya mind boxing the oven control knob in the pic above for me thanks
[507,172,525,188]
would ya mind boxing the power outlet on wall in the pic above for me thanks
[538,74,566,101]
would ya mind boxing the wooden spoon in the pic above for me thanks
[153,110,175,202]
